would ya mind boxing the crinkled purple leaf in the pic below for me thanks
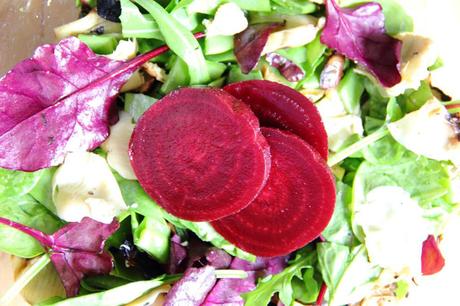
[165,266,217,306]
[167,234,187,274]
[234,23,283,74]
[168,235,231,273]
[265,53,305,82]
[0,216,119,297]
[320,0,401,87]
[203,256,288,305]
[0,36,174,171]
[205,248,232,269]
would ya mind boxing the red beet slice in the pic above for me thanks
[421,235,445,275]
[211,128,335,256]
[224,80,329,159]
[129,88,271,221]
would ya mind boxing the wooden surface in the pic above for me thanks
[0,0,79,75]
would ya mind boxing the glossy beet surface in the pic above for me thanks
[211,128,335,256]
[225,80,328,159]
[129,88,271,221]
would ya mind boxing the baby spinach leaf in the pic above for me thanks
[317,243,381,306]
[0,168,46,200]
[29,167,57,213]
[133,0,209,84]
[321,182,355,246]
[124,93,158,121]
[0,195,61,258]
[353,150,452,207]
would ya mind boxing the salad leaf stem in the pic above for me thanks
[316,282,327,305]
[0,254,51,306]
[0,217,53,247]
[214,269,249,279]
[327,128,389,167]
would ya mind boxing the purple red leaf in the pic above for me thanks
[234,23,283,74]
[203,257,288,305]
[320,0,401,87]
[265,53,305,82]
[0,216,119,297]
[0,36,179,172]
[164,266,217,306]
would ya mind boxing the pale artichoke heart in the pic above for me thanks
[386,33,437,96]
[52,151,127,224]
[106,39,138,61]
[204,3,248,37]
[355,186,431,274]
[262,16,323,54]
[101,111,137,180]
[388,99,460,165]
[316,90,364,152]
[54,11,121,40]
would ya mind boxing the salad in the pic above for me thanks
[0,0,459,305]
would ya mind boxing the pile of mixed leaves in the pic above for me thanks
[0,0,459,305]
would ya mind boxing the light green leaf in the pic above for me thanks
[317,243,381,306]
[124,93,158,122]
[77,34,119,54]
[338,69,364,115]
[133,0,209,84]
[131,213,171,264]
[120,0,163,39]
[0,196,61,258]
[322,182,355,246]
[271,0,317,14]
[29,168,57,213]
[243,248,317,306]
[161,56,190,94]
[232,0,271,11]
[353,150,452,207]
[205,35,234,55]
[37,275,178,306]
[292,267,320,304]
[228,65,263,83]
[0,168,45,200]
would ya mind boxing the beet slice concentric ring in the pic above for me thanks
[211,128,335,256]
[129,88,271,221]
[224,80,329,159]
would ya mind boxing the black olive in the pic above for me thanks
[97,0,121,23]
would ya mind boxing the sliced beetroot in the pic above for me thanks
[129,87,271,221]
[211,128,335,257]
[224,80,328,159]
[421,235,445,275]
